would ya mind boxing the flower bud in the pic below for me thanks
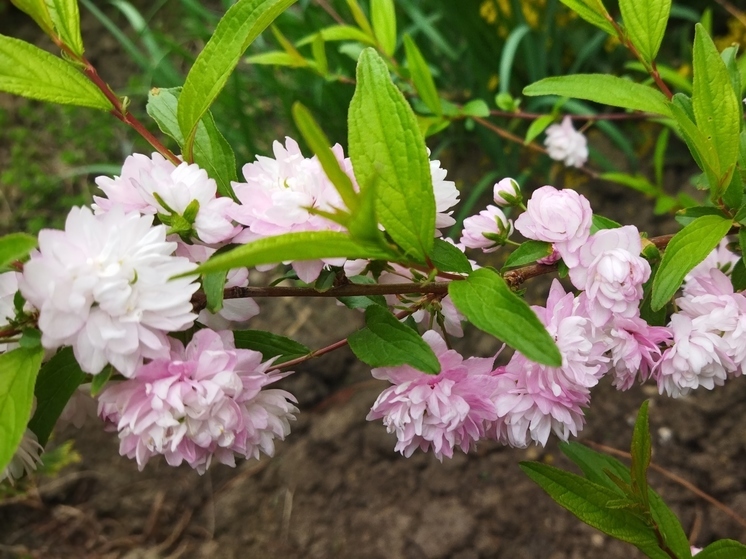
[460,205,514,253]
[493,177,522,207]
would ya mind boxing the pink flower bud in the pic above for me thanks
[493,177,522,207]
[460,205,513,253]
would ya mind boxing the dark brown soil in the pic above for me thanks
[2,5,746,559]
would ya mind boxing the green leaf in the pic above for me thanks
[721,46,743,122]
[651,215,733,310]
[654,128,669,188]
[203,270,228,313]
[245,50,307,66]
[600,172,658,196]
[371,0,396,56]
[147,87,237,198]
[345,0,375,38]
[178,0,296,159]
[90,366,112,397]
[619,0,671,63]
[525,115,555,144]
[296,25,377,47]
[629,401,651,507]
[697,540,746,558]
[520,462,660,547]
[461,99,490,118]
[28,348,86,447]
[10,0,55,35]
[523,75,672,117]
[311,33,328,75]
[0,347,45,474]
[233,330,310,364]
[502,240,553,270]
[403,35,441,116]
[348,48,435,260]
[560,443,692,559]
[292,102,358,212]
[591,214,622,233]
[625,61,693,93]
[558,0,616,35]
[429,238,472,274]
[0,233,36,270]
[348,305,440,374]
[0,34,112,110]
[692,24,741,193]
[48,0,85,56]
[337,275,387,309]
[448,268,561,366]
[271,24,305,66]
[195,231,396,275]
[499,24,531,95]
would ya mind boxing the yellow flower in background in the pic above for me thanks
[479,0,497,25]
[715,18,746,51]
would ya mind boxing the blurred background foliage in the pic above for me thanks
[1,0,745,234]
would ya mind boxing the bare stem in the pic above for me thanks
[490,109,655,121]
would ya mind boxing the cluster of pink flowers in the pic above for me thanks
[98,329,297,473]
[8,128,746,476]
[368,182,745,461]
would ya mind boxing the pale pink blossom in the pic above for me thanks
[491,282,610,447]
[430,156,460,234]
[514,186,592,267]
[544,116,588,168]
[98,329,298,474]
[460,205,513,253]
[604,316,671,390]
[1,428,43,485]
[569,226,650,326]
[0,272,19,352]
[367,330,500,460]
[493,177,522,207]
[19,207,199,376]
[94,153,239,244]
[656,313,732,397]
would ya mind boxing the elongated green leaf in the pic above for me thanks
[195,231,395,275]
[520,462,660,547]
[591,215,622,232]
[233,330,310,364]
[10,0,54,35]
[525,115,555,144]
[48,0,84,56]
[0,347,45,473]
[0,35,111,110]
[90,366,112,397]
[28,348,86,447]
[371,0,396,56]
[601,172,657,196]
[292,102,358,212]
[311,33,328,75]
[560,442,692,558]
[147,87,237,198]
[0,233,36,270]
[245,51,307,66]
[524,75,672,117]
[558,0,616,35]
[203,270,228,313]
[403,35,440,116]
[697,540,746,558]
[296,25,377,47]
[348,305,440,374]
[429,239,472,274]
[346,0,375,38]
[337,275,387,309]
[499,24,530,94]
[502,240,553,270]
[349,48,435,260]
[692,24,741,190]
[619,0,671,63]
[178,0,296,158]
[448,268,561,366]
[652,215,733,310]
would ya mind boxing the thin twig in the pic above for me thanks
[713,0,746,28]
[314,0,346,25]
[490,109,655,121]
